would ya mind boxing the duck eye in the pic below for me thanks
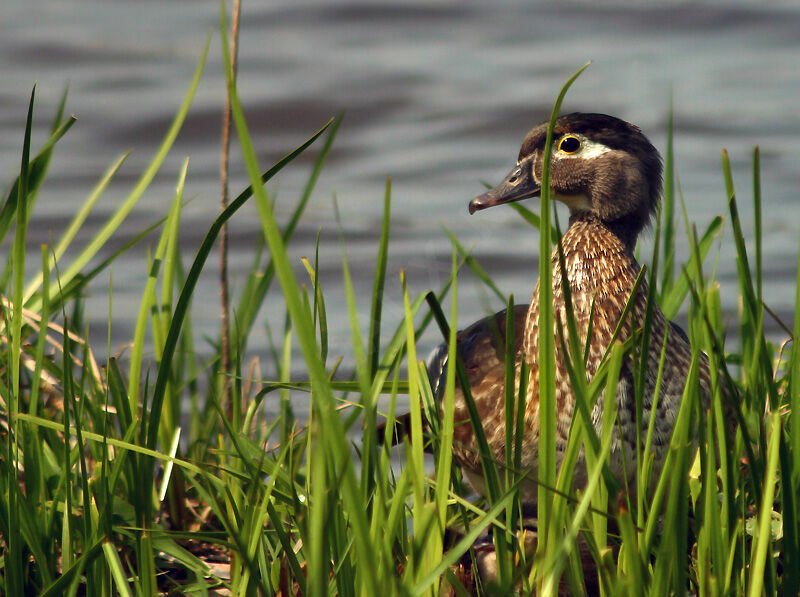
[558,136,581,154]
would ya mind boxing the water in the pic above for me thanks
[2,1,799,374]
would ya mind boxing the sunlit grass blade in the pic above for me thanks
[128,158,187,409]
[220,5,379,591]
[22,152,129,305]
[535,63,591,573]
[660,215,723,319]
[747,412,781,597]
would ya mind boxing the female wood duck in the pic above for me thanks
[428,113,714,504]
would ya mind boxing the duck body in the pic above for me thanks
[432,113,712,503]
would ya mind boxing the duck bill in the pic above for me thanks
[468,163,541,214]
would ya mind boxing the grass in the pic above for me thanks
[0,24,798,597]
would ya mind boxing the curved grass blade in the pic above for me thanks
[234,114,342,355]
[145,117,333,449]
[22,152,129,304]
[0,112,76,246]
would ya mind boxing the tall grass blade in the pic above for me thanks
[747,412,781,597]
[221,5,379,590]
[369,178,392,377]
[660,100,676,295]
[145,116,332,449]
[4,85,35,597]
[791,233,800,491]
[434,250,457,531]
[536,62,590,571]
[128,158,187,408]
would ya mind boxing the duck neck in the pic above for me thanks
[549,212,641,294]
[606,216,642,253]
[565,211,638,255]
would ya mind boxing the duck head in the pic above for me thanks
[469,113,663,247]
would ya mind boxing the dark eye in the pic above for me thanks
[558,136,581,154]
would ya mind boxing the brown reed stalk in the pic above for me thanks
[220,0,241,419]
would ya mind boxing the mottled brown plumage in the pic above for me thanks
[429,113,713,504]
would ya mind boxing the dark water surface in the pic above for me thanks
[2,1,799,374]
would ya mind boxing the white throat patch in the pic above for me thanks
[554,192,592,213]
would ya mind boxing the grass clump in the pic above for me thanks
[0,30,797,597]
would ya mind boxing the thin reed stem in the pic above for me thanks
[220,0,241,418]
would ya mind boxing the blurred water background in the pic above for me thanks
[2,1,799,378]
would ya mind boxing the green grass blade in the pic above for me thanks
[234,114,342,355]
[22,152,129,304]
[10,86,34,411]
[369,178,392,377]
[792,232,800,490]
[536,62,591,569]
[220,7,379,590]
[660,100,676,295]
[128,158,187,408]
[661,216,723,319]
[0,114,76,246]
[4,87,34,597]
[747,412,780,597]
[434,250,457,527]
[145,116,332,449]
[752,146,762,305]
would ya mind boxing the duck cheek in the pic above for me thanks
[592,168,631,222]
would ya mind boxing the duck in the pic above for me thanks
[427,112,715,505]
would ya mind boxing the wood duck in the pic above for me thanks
[428,113,714,504]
